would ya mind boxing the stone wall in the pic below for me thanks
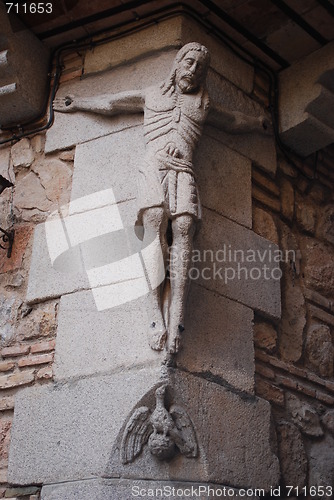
[0,112,74,500]
[253,70,334,497]
[0,15,333,500]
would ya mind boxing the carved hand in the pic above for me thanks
[53,95,77,113]
[165,142,181,158]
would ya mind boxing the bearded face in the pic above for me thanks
[175,50,208,93]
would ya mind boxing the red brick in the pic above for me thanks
[1,345,29,358]
[0,362,15,373]
[256,377,284,406]
[36,366,53,380]
[315,391,334,405]
[325,380,334,393]
[0,371,34,390]
[297,382,316,398]
[30,340,55,354]
[276,375,298,390]
[59,68,82,83]
[0,225,34,274]
[255,363,275,380]
[18,353,53,368]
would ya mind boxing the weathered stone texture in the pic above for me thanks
[295,195,316,234]
[279,279,306,362]
[195,135,252,227]
[302,239,334,296]
[317,203,334,244]
[11,139,34,169]
[8,368,161,485]
[308,435,334,493]
[178,285,254,393]
[305,324,334,378]
[322,409,334,435]
[254,322,277,353]
[195,208,281,319]
[53,290,161,381]
[286,394,323,437]
[253,207,279,244]
[0,420,11,469]
[277,421,307,489]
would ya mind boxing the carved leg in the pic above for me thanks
[168,215,195,354]
[142,207,168,351]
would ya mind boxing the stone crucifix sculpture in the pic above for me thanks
[53,42,268,355]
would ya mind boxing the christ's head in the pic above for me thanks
[162,42,210,95]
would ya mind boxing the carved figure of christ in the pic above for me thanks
[53,42,268,354]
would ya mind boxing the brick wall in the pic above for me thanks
[252,68,334,496]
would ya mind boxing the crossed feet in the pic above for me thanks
[148,319,185,354]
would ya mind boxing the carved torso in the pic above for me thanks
[143,85,210,162]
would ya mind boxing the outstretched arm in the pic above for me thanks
[207,102,270,135]
[53,89,145,116]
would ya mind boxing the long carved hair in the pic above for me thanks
[161,42,210,102]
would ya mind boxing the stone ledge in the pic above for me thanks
[41,478,261,500]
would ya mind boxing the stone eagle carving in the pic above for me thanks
[121,384,198,464]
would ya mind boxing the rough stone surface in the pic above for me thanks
[8,367,161,485]
[26,223,90,303]
[41,478,260,500]
[54,284,254,391]
[253,207,279,244]
[14,171,51,212]
[279,279,306,362]
[0,147,11,181]
[16,300,57,341]
[195,208,281,319]
[317,203,334,244]
[70,126,143,205]
[308,435,334,492]
[53,290,161,381]
[254,322,277,353]
[277,421,307,489]
[32,159,73,206]
[195,135,252,227]
[0,296,17,345]
[295,195,316,234]
[303,239,334,296]
[0,420,11,469]
[322,409,334,434]
[178,284,254,393]
[84,16,254,94]
[107,370,279,490]
[305,323,334,378]
[11,139,34,169]
[286,394,323,437]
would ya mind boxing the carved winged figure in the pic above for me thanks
[121,384,198,464]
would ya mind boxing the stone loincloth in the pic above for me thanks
[136,152,201,227]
